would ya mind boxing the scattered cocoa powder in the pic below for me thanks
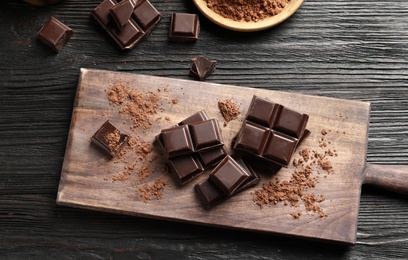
[253,128,338,219]
[108,82,128,105]
[103,82,171,201]
[107,83,163,130]
[206,0,290,22]
[138,179,166,202]
[218,99,240,126]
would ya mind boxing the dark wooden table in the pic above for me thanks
[1,0,407,258]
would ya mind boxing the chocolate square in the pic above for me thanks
[169,13,199,42]
[37,16,74,53]
[209,156,250,195]
[160,125,194,158]
[91,120,129,158]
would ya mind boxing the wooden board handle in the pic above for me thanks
[363,163,408,195]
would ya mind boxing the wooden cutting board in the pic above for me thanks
[57,68,382,245]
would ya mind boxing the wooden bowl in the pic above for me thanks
[192,0,304,32]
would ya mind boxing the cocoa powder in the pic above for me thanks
[103,82,171,200]
[253,129,338,219]
[218,99,240,126]
[206,0,290,22]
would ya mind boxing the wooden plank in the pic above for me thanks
[57,68,370,244]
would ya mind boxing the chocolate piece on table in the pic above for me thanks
[190,56,217,81]
[169,13,200,42]
[110,0,136,30]
[195,156,260,208]
[159,118,223,158]
[37,16,74,53]
[91,0,161,50]
[91,120,129,158]
[209,155,250,195]
[233,95,309,166]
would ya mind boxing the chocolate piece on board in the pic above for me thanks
[169,13,200,42]
[190,56,217,81]
[195,156,260,208]
[209,156,250,195]
[91,0,161,50]
[159,119,223,158]
[156,111,227,185]
[91,120,129,158]
[233,96,309,166]
[37,16,74,53]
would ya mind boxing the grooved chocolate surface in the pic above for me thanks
[234,95,309,166]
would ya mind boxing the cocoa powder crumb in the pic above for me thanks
[138,179,166,202]
[206,0,290,22]
[218,99,240,126]
[107,83,162,130]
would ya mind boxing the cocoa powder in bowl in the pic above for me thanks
[206,0,290,22]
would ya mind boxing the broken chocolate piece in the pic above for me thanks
[190,56,217,81]
[37,16,74,53]
[209,155,250,195]
[195,157,260,208]
[91,120,129,158]
[169,13,200,42]
[110,0,136,30]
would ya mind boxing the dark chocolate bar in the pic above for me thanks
[169,13,200,42]
[233,96,309,166]
[91,120,129,158]
[156,111,227,185]
[37,16,74,53]
[91,0,161,50]
[195,156,260,209]
[190,56,217,81]
[159,118,223,158]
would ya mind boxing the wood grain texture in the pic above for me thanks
[1,0,408,258]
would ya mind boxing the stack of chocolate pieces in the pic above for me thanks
[92,0,161,50]
[156,111,228,185]
[195,95,310,208]
[156,95,310,209]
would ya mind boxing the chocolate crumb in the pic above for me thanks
[138,179,166,202]
[218,99,240,126]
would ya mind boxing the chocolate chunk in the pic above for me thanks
[37,16,74,53]
[198,146,228,167]
[169,13,200,42]
[157,111,227,185]
[110,0,136,31]
[91,0,161,50]
[195,156,260,208]
[168,155,204,185]
[190,56,217,81]
[132,0,161,31]
[209,155,250,195]
[233,96,309,166]
[159,118,223,158]
[177,110,208,125]
[91,120,129,158]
